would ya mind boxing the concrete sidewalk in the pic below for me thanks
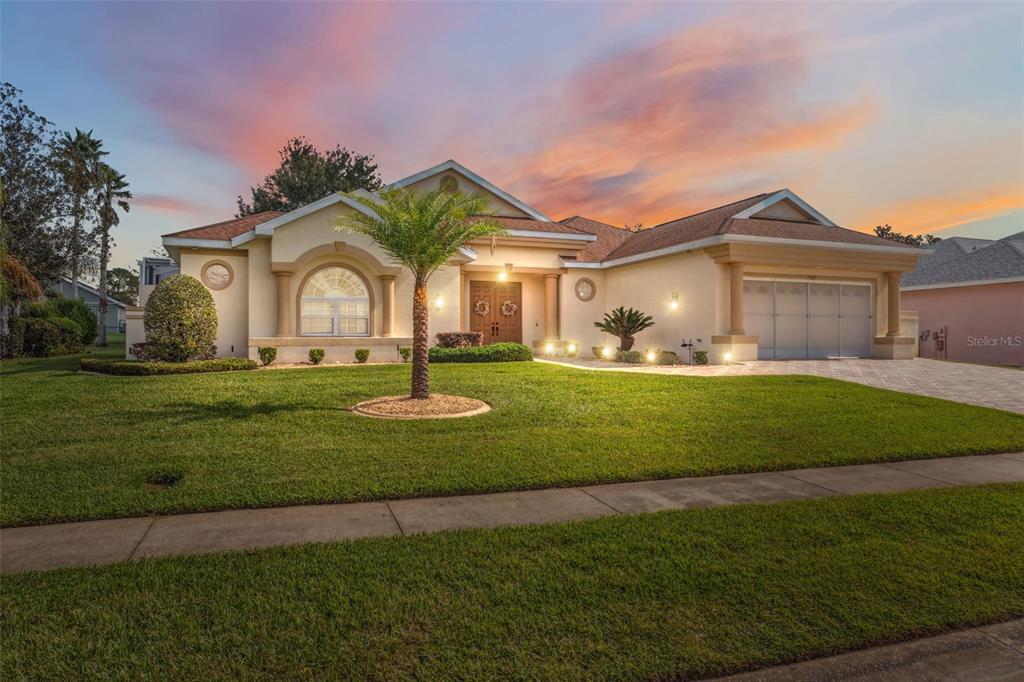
[713,618,1024,681]
[2,452,1022,574]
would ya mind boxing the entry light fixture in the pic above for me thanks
[498,263,513,282]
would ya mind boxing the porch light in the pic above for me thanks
[545,342,555,355]
[602,346,613,359]
[645,350,656,363]
[497,271,508,282]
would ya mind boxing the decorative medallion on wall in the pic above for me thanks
[500,300,518,317]
[574,277,596,302]
[474,299,490,316]
[201,261,233,290]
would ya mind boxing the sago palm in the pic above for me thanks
[594,306,655,351]
[336,188,506,399]
[55,128,106,298]
[94,163,131,346]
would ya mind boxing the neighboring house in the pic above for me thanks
[902,232,1024,367]
[127,160,925,363]
[58,277,129,333]
[138,256,180,306]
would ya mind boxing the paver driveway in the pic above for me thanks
[542,358,1024,414]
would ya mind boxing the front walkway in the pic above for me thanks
[540,357,1024,414]
[3,453,1022,574]
[713,619,1024,681]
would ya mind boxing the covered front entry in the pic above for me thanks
[744,279,873,359]
[469,280,523,344]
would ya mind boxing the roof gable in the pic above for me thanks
[387,160,551,222]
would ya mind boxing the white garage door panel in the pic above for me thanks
[745,280,872,360]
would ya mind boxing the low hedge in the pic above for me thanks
[429,342,533,363]
[81,357,258,376]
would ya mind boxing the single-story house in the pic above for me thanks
[128,160,925,363]
[58,277,129,333]
[902,232,1024,367]
[138,256,180,306]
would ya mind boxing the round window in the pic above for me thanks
[439,175,459,194]
[202,262,233,290]
[574,277,596,302]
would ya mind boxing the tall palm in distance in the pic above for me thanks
[94,164,131,346]
[55,128,106,298]
[336,188,506,399]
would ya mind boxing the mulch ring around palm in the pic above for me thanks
[351,394,491,420]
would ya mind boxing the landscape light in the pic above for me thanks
[602,347,613,359]
[545,342,555,355]
[646,350,656,362]
[724,351,733,362]
[567,343,577,354]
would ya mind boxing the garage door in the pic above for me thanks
[744,280,873,360]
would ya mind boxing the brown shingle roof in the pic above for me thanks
[481,215,591,235]
[162,211,285,240]
[721,218,915,248]
[559,216,633,262]
[602,193,771,261]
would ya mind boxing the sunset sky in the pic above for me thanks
[3,1,1022,269]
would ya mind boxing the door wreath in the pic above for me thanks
[501,300,519,317]
[474,299,490,316]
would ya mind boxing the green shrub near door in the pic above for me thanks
[429,342,532,363]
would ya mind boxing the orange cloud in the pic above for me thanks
[858,188,1024,234]
[484,13,875,225]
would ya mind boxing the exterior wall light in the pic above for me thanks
[434,296,444,310]
[497,271,508,282]
[645,350,656,363]
[544,342,555,355]
[669,292,679,310]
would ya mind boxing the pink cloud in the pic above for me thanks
[133,194,209,213]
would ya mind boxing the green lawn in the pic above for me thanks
[2,347,1023,526]
[3,484,1022,679]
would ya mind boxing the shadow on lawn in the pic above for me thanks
[158,399,339,422]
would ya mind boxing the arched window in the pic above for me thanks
[300,266,370,336]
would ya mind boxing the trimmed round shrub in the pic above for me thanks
[693,350,709,366]
[398,346,411,363]
[308,348,325,365]
[21,317,63,357]
[614,349,644,364]
[354,348,370,364]
[144,275,218,362]
[51,316,84,353]
[48,296,98,345]
[258,346,278,366]
[655,350,678,366]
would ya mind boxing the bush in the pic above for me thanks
[399,346,411,363]
[51,316,84,353]
[694,350,709,365]
[1,318,26,358]
[258,346,277,366]
[48,296,98,345]
[308,348,325,365]
[21,318,63,357]
[129,342,153,360]
[615,350,644,363]
[435,331,483,349]
[655,350,678,366]
[80,357,257,376]
[429,342,532,363]
[144,275,218,361]
[592,345,608,359]
[565,343,579,358]
[354,348,370,363]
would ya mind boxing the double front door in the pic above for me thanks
[470,281,522,344]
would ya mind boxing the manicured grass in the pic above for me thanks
[3,484,1022,679]
[3,347,1024,526]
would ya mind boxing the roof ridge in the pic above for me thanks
[648,192,774,232]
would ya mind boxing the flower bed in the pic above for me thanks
[81,357,257,376]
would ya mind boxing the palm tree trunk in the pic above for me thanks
[411,277,430,399]
[97,224,110,346]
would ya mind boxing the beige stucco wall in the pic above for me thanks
[403,172,531,218]
[559,271,607,352]
[469,244,575,270]
[751,199,811,222]
[179,251,250,357]
[245,238,276,339]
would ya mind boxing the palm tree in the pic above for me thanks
[594,306,655,351]
[93,163,131,346]
[55,129,106,299]
[336,188,506,399]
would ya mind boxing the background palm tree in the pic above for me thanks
[94,163,131,346]
[56,128,106,298]
[336,188,505,399]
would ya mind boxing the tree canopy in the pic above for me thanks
[874,224,941,247]
[237,137,382,216]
